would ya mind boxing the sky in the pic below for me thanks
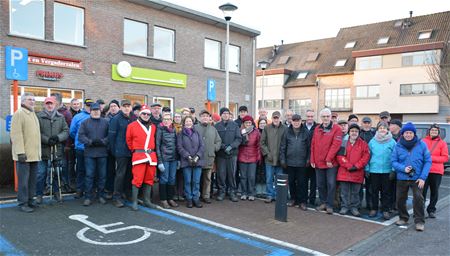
[164,0,450,48]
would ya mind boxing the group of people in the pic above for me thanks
[11,92,447,232]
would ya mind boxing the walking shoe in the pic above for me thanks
[396,219,408,226]
[339,208,348,215]
[415,223,425,231]
[350,208,361,217]
[193,200,203,208]
[287,200,296,207]
[83,199,92,206]
[383,212,391,220]
[369,210,377,217]
[216,194,224,201]
[168,200,179,207]
[428,212,436,218]
[316,204,326,211]
[75,191,83,199]
[186,200,193,208]
[230,195,238,202]
[240,195,247,200]
[98,197,107,204]
[36,195,43,204]
[113,199,124,208]
[20,205,34,213]
[299,203,307,211]
[326,207,334,214]
[28,200,39,208]
[202,198,212,204]
[265,197,273,203]
[248,196,255,201]
[161,200,170,209]
[105,192,113,200]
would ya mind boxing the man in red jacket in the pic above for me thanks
[126,105,158,210]
[310,108,343,214]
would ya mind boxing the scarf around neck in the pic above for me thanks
[400,136,418,150]
[374,131,393,144]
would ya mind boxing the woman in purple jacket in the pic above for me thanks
[177,116,205,208]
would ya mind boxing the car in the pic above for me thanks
[405,122,450,169]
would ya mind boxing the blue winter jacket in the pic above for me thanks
[391,139,432,181]
[69,109,90,150]
[366,138,396,174]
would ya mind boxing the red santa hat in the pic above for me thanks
[140,105,151,114]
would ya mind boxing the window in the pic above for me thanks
[357,56,382,70]
[124,19,148,56]
[345,41,356,49]
[296,72,308,79]
[229,45,240,73]
[204,39,221,69]
[10,0,45,39]
[289,99,312,116]
[377,37,389,44]
[258,99,283,109]
[154,26,174,61]
[257,76,284,87]
[306,52,319,62]
[54,3,84,45]
[335,59,347,67]
[356,85,380,98]
[123,94,147,106]
[418,30,432,39]
[402,50,437,66]
[400,83,437,96]
[325,88,351,109]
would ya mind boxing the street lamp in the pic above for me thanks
[219,3,238,109]
[258,60,270,110]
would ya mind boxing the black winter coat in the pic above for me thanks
[108,111,133,158]
[215,120,242,158]
[156,124,178,163]
[78,117,109,158]
[279,125,310,167]
[360,128,375,144]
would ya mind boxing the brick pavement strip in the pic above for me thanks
[171,199,384,255]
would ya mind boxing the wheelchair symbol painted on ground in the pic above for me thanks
[69,214,175,245]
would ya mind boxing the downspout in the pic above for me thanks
[252,37,256,117]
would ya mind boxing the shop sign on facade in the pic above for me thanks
[36,70,64,81]
[112,61,187,88]
[28,54,82,70]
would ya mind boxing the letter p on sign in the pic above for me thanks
[5,46,28,81]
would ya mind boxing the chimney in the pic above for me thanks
[281,40,284,45]
[409,11,413,19]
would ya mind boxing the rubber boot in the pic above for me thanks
[143,184,157,209]
[131,185,139,211]
[168,185,179,207]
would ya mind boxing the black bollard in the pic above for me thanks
[275,173,288,222]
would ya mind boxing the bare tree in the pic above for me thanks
[427,43,450,102]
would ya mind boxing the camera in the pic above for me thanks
[408,167,416,177]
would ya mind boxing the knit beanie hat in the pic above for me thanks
[109,99,120,107]
[429,123,440,135]
[220,107,230,116]
[400,122,416,135]
[242,115,253,123]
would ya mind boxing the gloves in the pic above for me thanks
[193,155,199,164]
[224,146,233,155]
[188,155,195,166]
[48,135,59,146]
[177,161,181,169]
[18,154,27,163]
[365,172,370,179]
[158,163,165,172]
[348,166,358,172]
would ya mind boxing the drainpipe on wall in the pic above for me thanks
[252,37,257,117]
[316,76,320,120]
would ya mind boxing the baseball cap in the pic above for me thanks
[84,98,94,106]
[362,117,372,123]
[91,103,101,110]
[121,99,131,106]
[338,119,348,125]
[44,97,56,104]
[96,99,105,105]
[151,102,162,108]
[379,111,390,118]
[272,111,281,118]
[292,114,301,121]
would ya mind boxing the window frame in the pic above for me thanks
[335,59,347,67]
[356,56,382,70]
[399,83,437,96]
[377,36,390,45]
[153,25,175,61]
[258,99,283,110]
[401,50,437,67]
[9,0,45,39]
[53,2,85,46]
[418,30,432,40]
[344,41,356,49]
[355,85,380,99]
[123,18,149,57]
[204,38,222,70]
[288,99,312,116]
[324,88,351,110]
[228,44,241,73]
[296,72,308,79]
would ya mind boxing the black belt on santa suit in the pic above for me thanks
[133,149,154,153]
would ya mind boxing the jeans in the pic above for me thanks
[286,166,308,204]
[370,173,391,212]
[397,180,425,224]
[183,167,202,201]
[423,173,442,213]
[265,165,283,199]
[84,157,107,199]
[160,161,178,185]
[238,162,257,196]
[16,161,38,206]
[216,156,237,195]
[340,182,361,209]
[113,157,131,200]
[315,167,337,207]
[75,149,86,192]
[36,160,60,196]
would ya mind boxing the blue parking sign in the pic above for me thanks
[5,46,28,81]
[207,79,216,101]
[5,115,12,132]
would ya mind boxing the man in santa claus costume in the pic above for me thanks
[126,105,158,210]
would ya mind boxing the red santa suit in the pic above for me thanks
[126,108,158,188]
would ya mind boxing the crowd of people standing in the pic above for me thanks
[10,92,448,232]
